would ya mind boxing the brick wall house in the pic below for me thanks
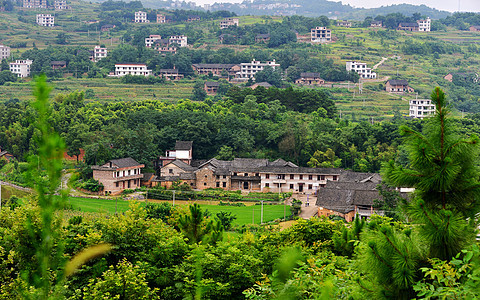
[92,157,144,195]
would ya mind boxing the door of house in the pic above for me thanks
[243,182,249,190]
[298,183,304,192]
[128,180,131,188]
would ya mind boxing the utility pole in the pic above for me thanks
[0,181,2,210]
[172,190,175,206]
[260,200,264,224]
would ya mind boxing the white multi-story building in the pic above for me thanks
[346,61,377,79]
[0,45,11,60]
[94,46,107,62]
[237,60,280,80]
[134,11,149,23]
[145,35,162,48]
[54,0,68,10]
[168,35,187,47]
[409,99,435,118]
[417,17,431,32]
[156,14,166,23]
[114,63,152,77]
[311,27,331,43]
[220,18,239,29]
[9,60,33,78]
[23,0,46,9]
[36,14,54,27]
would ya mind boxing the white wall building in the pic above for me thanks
[54,0,68,10]
[0,45,11,60]
[346,61,377,79]
[237,60,280,80]
[134,11,149,23]
[220,18,239,29]
[168,35,187,47]
[311,27,331,43]
[114,63,152,77]
[409,99,435,118]
[94,46,107,62]
[417,17,431,32]
[145,35,162,48]
[36,14,54,27]
[23,0,46,9]
[9,60,33,78]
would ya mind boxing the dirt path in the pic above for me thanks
[0,180,33,193]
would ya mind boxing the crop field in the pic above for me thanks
[67,196,288,225]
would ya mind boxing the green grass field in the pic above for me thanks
[67,196,288,225]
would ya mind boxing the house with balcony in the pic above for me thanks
[192,63,240,78]
[418,17,431,32]
[23,0,46,9]
[134,11,149,23]
[10,60,33,77]
[93,45,107,62]
[36,14,54,27]
[255,34,270,43]
[113,63,152,77]
[50,61,66,70]
[92,157,144,195]
[54,0,69,10]
[409,99,436,118]
[237,60,280,81]
[398,22,419,31]
[156,141,193,170]
[220,18,239,29]
[370,21,383,28]
[310,27,331,43]
[204,81,221,95]
[336,21,351,27]
[158,68,183,80]
[346,61,376,79]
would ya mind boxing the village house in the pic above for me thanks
[101,24,115,32]
[336,21,352,27]
[470,26,480,32]
[93,45,107,62]
[113,63,152,77]
[158,68,183,80]
[187,15,200,22]
[134,11,149,23]
[204,81,221,95]
[417,17,431,32]
[157,159,196,188]
[220,18,239,29]
[50,61,66,70]
[444,72,479,83]
[192,63,240,78]
[310,27,331,43]
[54,0,69,10]
[255,34,271,43]
[92,158,144,195]
[237,59,280,81]
[398,22,419,31]
[385,79,414,94]
[23,0,46,9]
[295,72,325,85]
[9,60,32,77]
[168,35,187,47]
[157,14,166,23]
[36,14,54,27]
[346,61,377,79]
[250,82,272,89]
[0,146,15,162]
[0,44,10,60]
[145,35,162,48]
[155,141,193,170]
[409,99,436,118]
[316,174,383,222]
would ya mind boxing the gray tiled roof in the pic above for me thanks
[108,157,142,168]
[175,141,193,150]
[205,81,221,87]
[192,63,238,69]
[399,23,418,27]
[166,159,196,171]
[299,72,322,78]
[387,79,408,86]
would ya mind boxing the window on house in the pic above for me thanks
[216,182,220,187]
[204,182,207,186]
[234,172,237,176]
[333,175,338,180]
[128,170,131,175]
[317,175,320,180]
[266,174,269,179]
[299,175,303,180]
[244,173,248,176]
[216,175,220,179]
[204,175,207,178]
[309,175,313,180]
[223,182,226,187]
[223,175,226,179]
[321,175,325,180]
[255,173,259,177]
[265,183,269,187]
[290,174,294,179]
[308,184,312,190]
[115,182,119,187]
[290,184,294,189]
[169,169,173,174]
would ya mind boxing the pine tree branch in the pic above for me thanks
[419,202,438,230]
[369,245,393,270]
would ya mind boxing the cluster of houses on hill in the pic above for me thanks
[91,141,407,221]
